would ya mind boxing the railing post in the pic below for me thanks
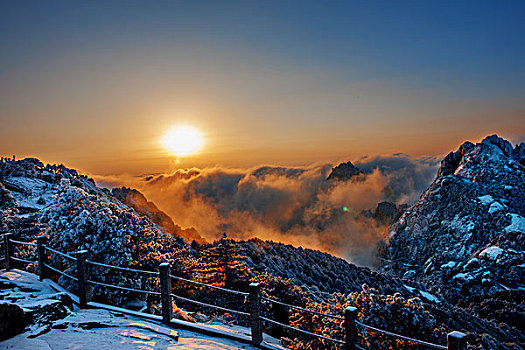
[159,263,172,325]
[76,250,90,308]
[447,331,467,350]
[37,235,48,281]
[249,282,263,346]
[344,306,358,350]
[4,233,13,271]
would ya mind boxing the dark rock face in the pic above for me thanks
[327,161,362,181]
[513,142,525,165]
[373,201,406,225]
[482,134,513,157]
[29,297,71,328]
[382,135,525,342]
[0,182,17,212]
[112,187,206,244]
[437,141,475,177]
[0,302,28,340]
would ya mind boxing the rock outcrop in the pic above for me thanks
[327,161,362,181]
[381,135,525,339]
[112,187,205,244]
[0,301,28,340]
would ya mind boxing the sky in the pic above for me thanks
[1,1,524,175]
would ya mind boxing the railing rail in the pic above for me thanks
[9,238,37,247]
[356,321,447,349]
[170,273,249,297]
[3,234,468,350]
[44,245,77,262]
[262,296,344,320]
[261,316,345,345]
[170,292,250,316]
[11,256,37,265]
[88,279,161,295]
[43,262,78,281]
[88,260,159,276]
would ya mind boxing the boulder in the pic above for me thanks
[0,301,29,340]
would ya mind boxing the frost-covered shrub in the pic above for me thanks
[38,184,192,305]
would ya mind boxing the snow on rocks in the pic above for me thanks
[440,261,456,269]
[488,201,505,214]
[478,246,504,261]
[477,194,494,205]
[452,273,474,282]
[505,213,525,233]
[418,290,440,303]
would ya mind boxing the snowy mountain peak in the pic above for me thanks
[438,134,524,178]
[381,135,524,335]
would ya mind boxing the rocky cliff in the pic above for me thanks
[381,135,524,335]
[111,187,205,244]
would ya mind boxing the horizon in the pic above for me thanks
[0,132,520,179]
[1,1,524,176]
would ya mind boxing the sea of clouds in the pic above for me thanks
[96,155,439,266]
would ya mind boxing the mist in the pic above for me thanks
[97,155,439,266]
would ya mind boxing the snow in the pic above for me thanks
[443,215,475,239]
[488,201,505,214]
[452,273,474,282]
[403,270,416,279]
[5,176,58,210]
[498,283,510,291]
[0,270,284,350]
[505,214,525,233]
[419,291,440,303]
[403,284,415,292]
[477,195,494,205]
[6,176,48,192]
[479,246,504,261]
[440,261,456,269]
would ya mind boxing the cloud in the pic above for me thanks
[355,155,440,203]
[94,155,439,266]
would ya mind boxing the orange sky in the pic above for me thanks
[1,101,523,176]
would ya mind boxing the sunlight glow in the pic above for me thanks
[162,125,203,156]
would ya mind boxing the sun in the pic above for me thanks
[161,125,203,156]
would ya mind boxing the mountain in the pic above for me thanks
[1,144,523,349]
[326,161,362,181]
[381,135,525,334]
[111,186,206,244]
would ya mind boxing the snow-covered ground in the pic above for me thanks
[4,176,58,210]
[0,270,283,350]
